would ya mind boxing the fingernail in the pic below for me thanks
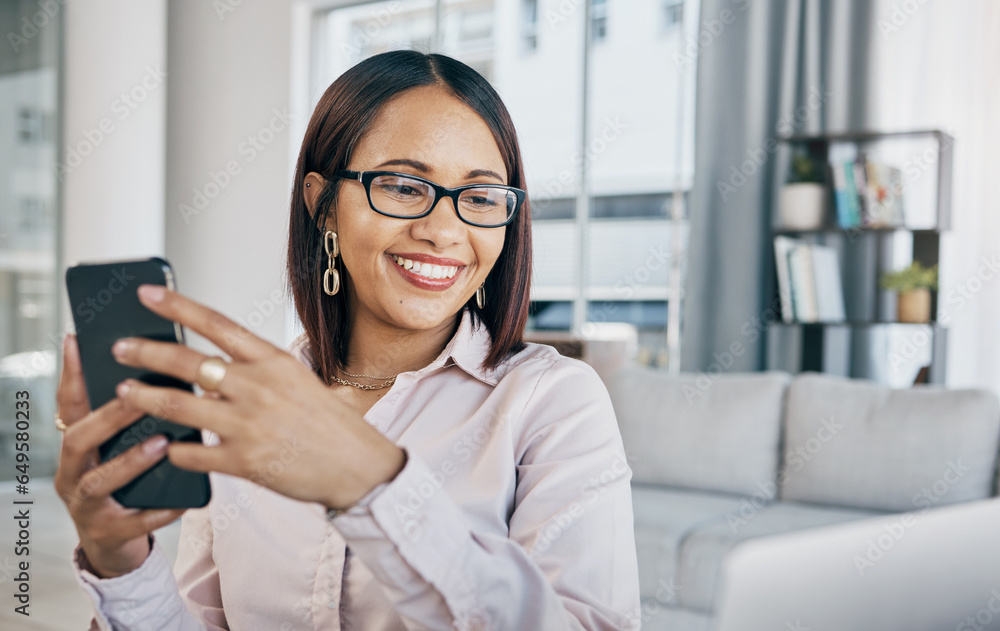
[144,435,168,455]
[112,338,132,357]
[139,284,165,302]
[116,380,131,397]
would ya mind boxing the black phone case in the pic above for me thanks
[65,256,211,508]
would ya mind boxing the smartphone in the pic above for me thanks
[65,256,211,509]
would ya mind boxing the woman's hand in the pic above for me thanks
[54,332,187,578]
[108,283,406,510]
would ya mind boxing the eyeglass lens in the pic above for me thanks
[370,174,515,226]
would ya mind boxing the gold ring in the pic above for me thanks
[196,356,229,392]
[54,414,68,432]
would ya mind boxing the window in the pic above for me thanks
[17,106,48,143]
[663,0,684,31]
[521,0,538,52]
[528,301,573,329]
[0,6,61,480]
[591,0,608,42]
[531,197,575,220]
[592,193,684,219]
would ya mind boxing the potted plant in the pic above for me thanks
[879,261,938,323]
[779,151,828,230]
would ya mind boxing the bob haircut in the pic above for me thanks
[285,50,532,385]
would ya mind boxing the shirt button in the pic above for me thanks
[328,601,337,609]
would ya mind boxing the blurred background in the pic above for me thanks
[2,0,997,480]
[0,0,998,627]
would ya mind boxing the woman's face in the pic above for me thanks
[305,84,508,331]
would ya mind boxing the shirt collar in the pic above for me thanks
[288,307,500,387]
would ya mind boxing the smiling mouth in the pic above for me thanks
[390,254,460,280]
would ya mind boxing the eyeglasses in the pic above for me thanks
[330,170,525,228]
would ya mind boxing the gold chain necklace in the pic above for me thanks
[331,368,398,391]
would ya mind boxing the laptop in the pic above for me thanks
[713,497,1000,631]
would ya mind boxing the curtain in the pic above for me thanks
[680,0,876,372]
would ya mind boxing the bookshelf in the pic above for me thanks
[765,130,953,387]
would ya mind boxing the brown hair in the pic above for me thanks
[284,50,531,385]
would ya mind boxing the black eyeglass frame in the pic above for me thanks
[330,169,526,228]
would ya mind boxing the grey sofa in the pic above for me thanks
[598,364,1000,630]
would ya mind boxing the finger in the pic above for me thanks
[116,379,234,436]
[135,284,278,362]
[114,508,187,542]
[71,434,171,508]
[56,333,91,425]
[167,441,232,476]
[59,398,146,483]
[112,337,259,403]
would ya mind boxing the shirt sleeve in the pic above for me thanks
[332,357,642,630]
[72,527,219,631]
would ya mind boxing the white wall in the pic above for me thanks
[62,0,167,270]
[867,0,1000,395]
[61,0,299,357]
[164,1,296,356]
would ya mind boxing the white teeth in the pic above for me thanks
[391,255,459,279]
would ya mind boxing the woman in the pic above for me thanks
[56,50,640,630]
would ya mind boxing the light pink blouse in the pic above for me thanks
[71,308,641,630]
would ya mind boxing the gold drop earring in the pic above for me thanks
[323,230,340,296]
[476,283,485,309]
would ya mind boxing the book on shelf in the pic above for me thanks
[810,245,846,322]
[828,152,906,229]
[774,238,846,324]
[773,236,797,323]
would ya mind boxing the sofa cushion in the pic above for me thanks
[609,367,790,497]
[675,501,885,612]
[779,373,1000,512]
[631,484,747,602]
